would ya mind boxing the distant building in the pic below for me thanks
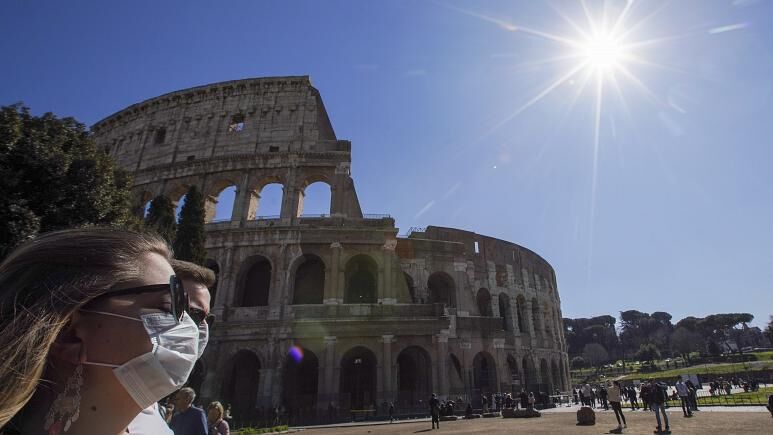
[93,76,570,425]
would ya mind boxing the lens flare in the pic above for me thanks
[289,345,304,363]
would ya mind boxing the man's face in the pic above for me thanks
[182,279,211,319]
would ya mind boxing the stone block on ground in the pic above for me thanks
[439,416,458,421]
[482,412,501,418]
[576,406,596,426]
[501,408,541,418]
[464,414,482,419]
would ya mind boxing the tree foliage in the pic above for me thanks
[570,356,587,369]
[635,343,661,363]
[145,195,177,245]
[582,343,609,369]
[0,104,135,258]
[173,185,206,265]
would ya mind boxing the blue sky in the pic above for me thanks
[3,0,772,328]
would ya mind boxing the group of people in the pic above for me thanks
[0,228,230,435]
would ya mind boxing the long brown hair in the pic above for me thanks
[0,228,171,428]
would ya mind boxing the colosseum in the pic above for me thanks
[92,76,570,425]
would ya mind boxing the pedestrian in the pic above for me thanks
[767,393,773,418]
[430,393,440,429]
[573,389,579,404]
[582,383,592,407]
[528,392,535,411]
[520,389,529,409]
[169,388,208,435]
[675,377,692,417]
[608,381,627,431]
[0,229,202,435]
[640,382,650,411]
[600,385,609,410]
[648,379,670,433]
[389,402,395,423]
[482,394,488,413]
[207,401,230,435]
[685,380,699,412]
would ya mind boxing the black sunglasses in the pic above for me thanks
[97,275,211,325]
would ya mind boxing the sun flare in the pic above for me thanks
[581,33,626,71]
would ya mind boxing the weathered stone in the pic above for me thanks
[576,406,596,426]
[92,76,571,422]
[502,408,541,418]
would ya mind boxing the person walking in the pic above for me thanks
[608,381,627,431]
[388,402,395,423]
[582,383,592,407]
[685,380,699,412]
[600,385,609,410]
[640,383,650,411]
[520,389,528,409]
[527,392,535,411]
[648,379,670,433]
[207,401,230,435]
[169,388,208,435]
[429,394,440,429]
[676,378,692,417]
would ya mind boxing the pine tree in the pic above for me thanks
[144,195,177,245]
[0,104,134,258]
[174,185,206,264]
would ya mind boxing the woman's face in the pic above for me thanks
[207,407,220,422]
[71,252,175,410]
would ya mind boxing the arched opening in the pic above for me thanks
[551,359,561,392]
[476,288,492,317]
[516,296,527,334]
[498,293,512,331]
[238,256,271,307]
[472,352,497,406]
[339,347,377,411]
[403,273,416,303]
[282,347,320,424]
[212,185,237,222]
[531,298,541,335]
[539,358,551,393]
[344,255,377,304]
[222,350,260,423]
[543,306,553,340]
[298,181,331,217]
[204,259,220,309]
[506,355,519,394]
[396,346,432,412]
[254,183,283,218]
[427,272,456,307]
[292,254,325,305]
[522,357,535,392]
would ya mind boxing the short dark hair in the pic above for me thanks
[170,259,216,287]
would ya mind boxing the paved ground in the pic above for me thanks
[294,408,773,434]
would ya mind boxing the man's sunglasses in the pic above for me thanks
[98,275,212,326]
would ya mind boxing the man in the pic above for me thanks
[676,377,692,417]
[582,383,592,407]
[648,379,670,434]
[430,393,440,429]
[127,259,215,434]
[169,387,209,435]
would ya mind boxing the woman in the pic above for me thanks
[207,402,230,435]
[608,381,627,430]
[0,228,202,435]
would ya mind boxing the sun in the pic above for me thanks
[581,33,627,71]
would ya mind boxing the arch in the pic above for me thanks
[539,358,551,393]
[516,295,527,334]
[339,346,378,411]
[396,346,432,411]
[344,255,377,304]
[427,272,456,307]
[403,272,416,303]
[522,357,535,392]
[531,297,541,335]
[298,181,332,216]
[204,258,220,309]
[222,350,261,421]
[237,256,272,307]
[498,293,512,331]
[211,184,237,222]
[253,182,283,218]
[292,254,325,305]
[282,347,320,423]
[476,288,492,317]
[472,352,497,403]
[543,304,553,339]
[551,359,561,392]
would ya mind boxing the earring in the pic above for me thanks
[44,364,84,434]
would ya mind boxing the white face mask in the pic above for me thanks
[80,310,200,409]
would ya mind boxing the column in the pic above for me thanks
[326,243,342,304]
[493,338,505,393]
[259,368,274,407]
[317,336,337,413]
[435,333,449,399]
[381,335,395,403]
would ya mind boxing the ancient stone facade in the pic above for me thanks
[93,76,570,425]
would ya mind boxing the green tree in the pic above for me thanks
[670,327,701,362]
[635,343,661,363]
[0,104,134,258]
[582,343,609,373]
[570,356,587,369]
[174,185,206,264]
[145,195,177,244]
